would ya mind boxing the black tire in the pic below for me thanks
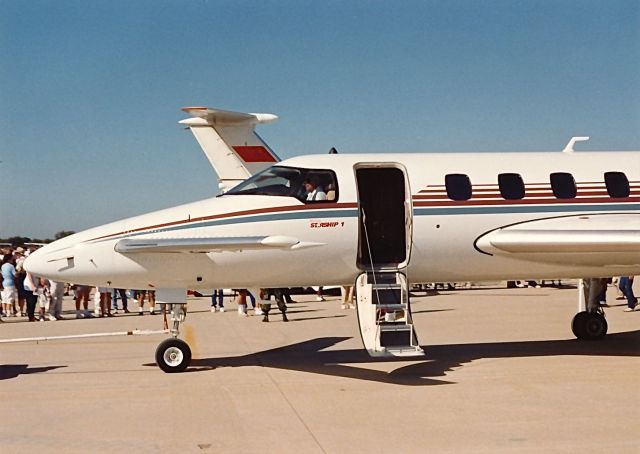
[572,311,607,340]
[571,311,590,339]
[155,338,191,373]
[583,312,608,340]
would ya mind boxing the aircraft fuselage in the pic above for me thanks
[25,151,640,289]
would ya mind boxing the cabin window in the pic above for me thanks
[550,172,576,199]
[498,173,525,200]
[604,171,630,198]
[445,174,472,201]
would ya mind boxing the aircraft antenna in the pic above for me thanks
[562,136,590,153]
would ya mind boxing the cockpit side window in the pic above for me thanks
[224,166,302,197]
[224,166,339,203]
[297,170,338,203]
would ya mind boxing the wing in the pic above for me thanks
[475,214,640,267]
[482,230,640,253]
[114,235,300,253]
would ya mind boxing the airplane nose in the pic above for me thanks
[23,247,50,276]
[23,243,70,280]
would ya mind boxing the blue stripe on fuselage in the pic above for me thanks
[96,208,360,242]
[99,202,638,243]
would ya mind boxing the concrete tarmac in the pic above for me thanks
[1,286,639,453]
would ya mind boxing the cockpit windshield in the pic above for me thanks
[224,166,338,203]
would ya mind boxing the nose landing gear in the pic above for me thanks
[155,302,191,373]
[156,337,192,373]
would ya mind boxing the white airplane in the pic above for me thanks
[24,106,640,372]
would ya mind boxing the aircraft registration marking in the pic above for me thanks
[309,221,345,229]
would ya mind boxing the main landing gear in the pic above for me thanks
[155,303,191,373]
[571,278,608,341]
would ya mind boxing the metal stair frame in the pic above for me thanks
[355,270,424,358]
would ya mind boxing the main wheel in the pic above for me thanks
[155,338,191,373]
[583,312,608,340]
[572,311,607,340]
[571,311,590,339]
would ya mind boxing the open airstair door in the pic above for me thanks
[354,166,424,358]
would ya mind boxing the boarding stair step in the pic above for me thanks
[355,269,424,358]
[379,324,412,331]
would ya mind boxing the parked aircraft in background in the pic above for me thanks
[25,106,640,372]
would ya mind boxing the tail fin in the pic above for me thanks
[180,106,281,192]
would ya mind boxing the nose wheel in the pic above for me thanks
[155,338,192,373]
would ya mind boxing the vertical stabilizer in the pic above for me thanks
[180,106,281,192]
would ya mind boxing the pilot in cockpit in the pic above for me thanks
[303,177,327,202]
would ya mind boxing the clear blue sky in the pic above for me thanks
[1,0,639,238]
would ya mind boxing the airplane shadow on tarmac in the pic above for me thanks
[186,329,640,386]
[0,364,67,381]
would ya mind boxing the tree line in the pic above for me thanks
[0,231,76,247]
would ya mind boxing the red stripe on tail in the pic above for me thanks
[232,146,277,163]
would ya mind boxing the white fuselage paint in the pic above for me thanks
[25,151,640,289]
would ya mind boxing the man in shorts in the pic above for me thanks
[137,290,156,315]
[74,285,93,318]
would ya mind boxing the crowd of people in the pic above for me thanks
[207,286,354,322]
[0,245,167,322]
[0,245,358,322]
[2,245,637,323]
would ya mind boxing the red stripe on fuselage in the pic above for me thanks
[412,196,640,207]
[88,202,358,242]
[419,182,640,194]
[88,180,640,243]
[413,190,640,201]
